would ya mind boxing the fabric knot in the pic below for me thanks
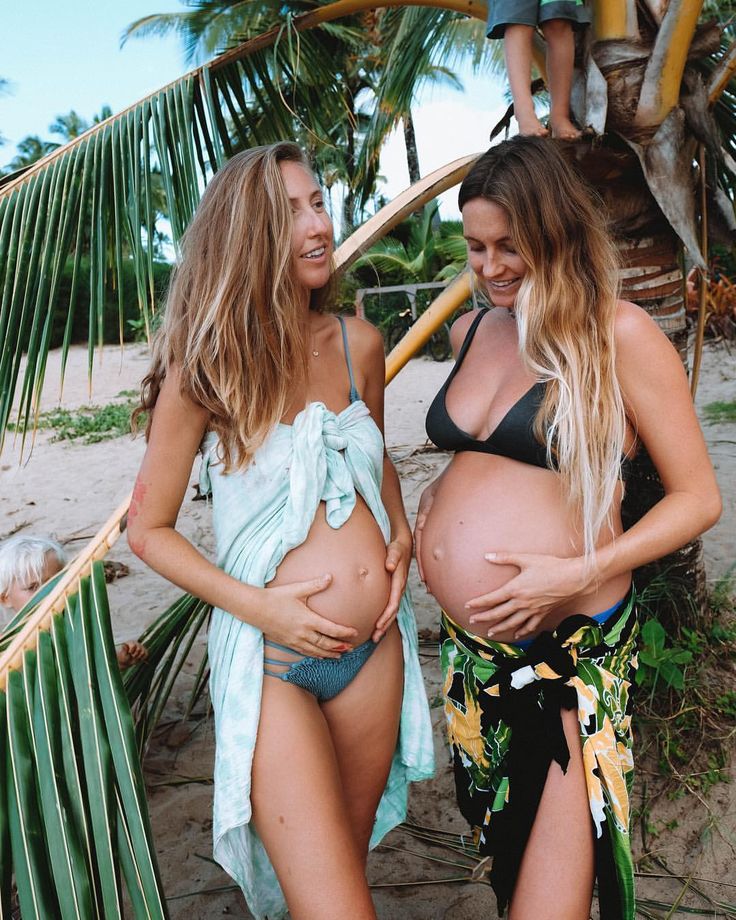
[490,630,579,778]
[509,664,538,690]
[320,411,350,452]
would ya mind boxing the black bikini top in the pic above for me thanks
[425,308,632,478]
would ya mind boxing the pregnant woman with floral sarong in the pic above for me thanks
[127,142,433,920]
[415,136,721,920]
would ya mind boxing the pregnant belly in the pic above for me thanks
[267,496,391,645]
[420,454,627,639]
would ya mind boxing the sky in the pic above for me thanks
[0,1,509,220]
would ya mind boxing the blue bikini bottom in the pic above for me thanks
[263,637,377,701]
[512,595,627,650]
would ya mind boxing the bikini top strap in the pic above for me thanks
[444,307,489,383]
[337,314,361,403]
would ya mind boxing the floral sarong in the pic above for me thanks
[441,590,638,919]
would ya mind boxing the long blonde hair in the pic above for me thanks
[459,137,627,559]
[134,142,331,471]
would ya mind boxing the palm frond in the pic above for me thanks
[2,564,168,917]
[122,591,211,756]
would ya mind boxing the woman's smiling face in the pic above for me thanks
[280,160,334,294]
[462,198,527,310]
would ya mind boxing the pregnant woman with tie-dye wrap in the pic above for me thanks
[414,137,721,920]
[127,142,433,920]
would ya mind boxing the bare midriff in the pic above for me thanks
[420,452,632,641]
[267,495,390,646]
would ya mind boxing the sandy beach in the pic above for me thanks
[1,337,734,918]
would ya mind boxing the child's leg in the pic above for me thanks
[540,18,581,139]
[504,25,549,137]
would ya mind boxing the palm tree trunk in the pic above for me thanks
[403,111,421,185]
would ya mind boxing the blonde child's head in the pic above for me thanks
[0,535,67,614]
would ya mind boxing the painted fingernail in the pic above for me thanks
[485,553,496,560]
[487,630,494,637]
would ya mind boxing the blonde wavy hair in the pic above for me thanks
[458,137,627,560]
[134,142,332,471]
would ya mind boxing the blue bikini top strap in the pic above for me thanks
[337,315,360,403]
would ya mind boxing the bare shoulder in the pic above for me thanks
[449,308,480,354]
[614,300,677,358]
[155,364,210,431]
[341,313,385,360]
[614,299,660,344]
[613,300,688,395]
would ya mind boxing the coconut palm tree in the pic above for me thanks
[354,5,503,206]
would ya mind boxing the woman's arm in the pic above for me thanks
[466,301,722,637]
[351,317,413,641]
[127,366,357,656]
[586,301,722,577]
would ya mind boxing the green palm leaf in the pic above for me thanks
[0,689,9,916]
[122,591,211,755]
[1,564,170,918]
[33,629,96,916]
[5,660,59,917]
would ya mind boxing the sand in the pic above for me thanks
[1,338,734,918]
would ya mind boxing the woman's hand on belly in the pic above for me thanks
[262,574,359,658]
[372,536,412,642]
[465,551,590,639]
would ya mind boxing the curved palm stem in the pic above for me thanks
[636,0,704,129]
[708,38,736,103]
[592,0,639,40]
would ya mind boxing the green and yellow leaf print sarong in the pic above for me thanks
[441,590,638,919]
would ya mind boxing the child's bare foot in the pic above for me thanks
[515,112,549,137]
[116,640,148,670]
[550,117,582,140]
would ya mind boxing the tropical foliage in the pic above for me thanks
[0,564,168,918]
[351,201,467,285]
[122,0,501,216]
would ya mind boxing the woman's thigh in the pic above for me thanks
[321,623,405,855]
[251,676,377,920]
[509,707,595,920]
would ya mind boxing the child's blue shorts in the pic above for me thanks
[487,0,592,40]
